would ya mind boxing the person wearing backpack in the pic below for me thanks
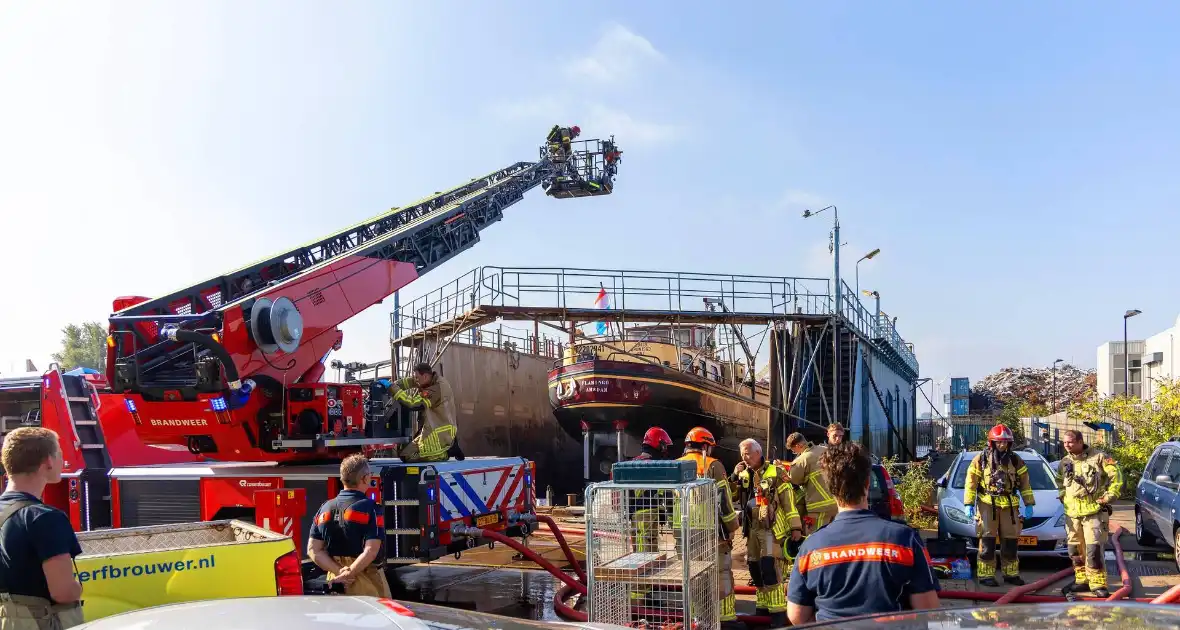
[962,425,1036,587]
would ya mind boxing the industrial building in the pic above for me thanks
[1096,340,1145,399]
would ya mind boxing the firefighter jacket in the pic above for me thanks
[963,450,1035,509]
[393,375,457,460]
[1056,446,1123,518]
[737,460,801,541]
[678,450,740,542]
[787,443,836,515]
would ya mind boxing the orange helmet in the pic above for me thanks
[643,427,673,450]
[684,426,716,446]
[988,424,1013,443]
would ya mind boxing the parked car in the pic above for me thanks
[935,448,1068,556]
[73,596,619,630]
[870,462,907,523]
[1135,439,1180,570]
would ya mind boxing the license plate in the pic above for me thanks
[475,512,502,527]
[1018,536,1038,546]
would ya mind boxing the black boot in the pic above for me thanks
[980,577,999,587]
[1003,575,1025,586]
[768,612,788,628]
[755,608,770,617]
[1092,587,1110,598]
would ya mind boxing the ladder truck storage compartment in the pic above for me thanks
[74,519,302,622]
[104,126,621,465]
[105,456,535,564]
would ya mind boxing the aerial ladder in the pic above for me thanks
[106,127,622,464]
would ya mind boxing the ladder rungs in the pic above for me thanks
[384,499,419,507]
[385,528,418,535]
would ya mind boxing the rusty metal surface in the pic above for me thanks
[434,342,583,496]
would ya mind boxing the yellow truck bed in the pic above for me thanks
[75,519,299,621]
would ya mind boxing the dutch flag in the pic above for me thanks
[594,286,610,335]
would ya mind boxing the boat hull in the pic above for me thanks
[548,359,770,480]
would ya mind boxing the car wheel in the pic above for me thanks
[1136,508,1158,546]
[1174,527,1180,574]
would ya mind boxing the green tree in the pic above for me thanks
[1069,380,1180,496]
[51,321,107,374]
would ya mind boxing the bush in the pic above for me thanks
[882,456,937,530]
[1068,379,1180,498]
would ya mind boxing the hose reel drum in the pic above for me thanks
[250,296,303,354]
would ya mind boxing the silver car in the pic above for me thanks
[936,448,1068,556]
[73,596,619,630]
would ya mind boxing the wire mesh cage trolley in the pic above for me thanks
[585,473,719,629]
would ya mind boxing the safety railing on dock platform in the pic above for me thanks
[391,266,918,372]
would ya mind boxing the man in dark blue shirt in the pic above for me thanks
[0,427,85,628]
[307,453,390,598]
[787,442,940,624]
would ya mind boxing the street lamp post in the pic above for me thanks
[1124,309,1142,398]
[1052,358,1064,414]
[855,248,881,302]
[804,205,841,425]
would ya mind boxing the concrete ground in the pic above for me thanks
[425,501,1178,614]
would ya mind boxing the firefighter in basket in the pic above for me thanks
[677,427,741,629]
[546,124,580,161]
[962,424,1035,587]
[732,438,797,628]
[786,432,837,533]
[1056,429,1122,598]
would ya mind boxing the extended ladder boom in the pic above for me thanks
[104,127,620,461]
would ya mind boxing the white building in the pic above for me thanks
[1096,340,1144,399]
[1143,313,1180,401]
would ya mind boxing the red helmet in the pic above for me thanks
[988,424,1014,443]
[684,426,716,447]
[643,427,673,450]
[570,125,581,136]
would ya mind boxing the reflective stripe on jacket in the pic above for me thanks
[787,444,836,513]
[1056,446,1124,518]
[394,375,457,455]
[963,451,1035,508]
[679,450,739,535]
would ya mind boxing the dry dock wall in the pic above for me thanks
[432,342,583,497]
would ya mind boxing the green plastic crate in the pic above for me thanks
[610,459,696,484]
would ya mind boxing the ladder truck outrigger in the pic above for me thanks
[15,127,622,567]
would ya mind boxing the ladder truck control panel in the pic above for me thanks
[105,127,621,464]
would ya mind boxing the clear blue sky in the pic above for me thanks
[3,1,1179,408]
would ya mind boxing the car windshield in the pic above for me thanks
[951,453,1058,490]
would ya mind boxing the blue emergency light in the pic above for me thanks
[210,396,228,412]
[124,398,137,413]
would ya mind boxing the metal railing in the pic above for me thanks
[391,266,918,372]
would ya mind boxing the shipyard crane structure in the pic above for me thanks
[106,128,621,464]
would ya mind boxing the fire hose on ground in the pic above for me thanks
[497,519,1176,623]
[455,522,771,625]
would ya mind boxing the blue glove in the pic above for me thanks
[965,505,975,521]
[1023,505,1033,520]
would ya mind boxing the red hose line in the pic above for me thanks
[994,566,1074,605]
[1107,526,1132,601]
[535,514,587,581]
[1152,582,1180,604]
[554,583,587,621]
[476,529,586,594]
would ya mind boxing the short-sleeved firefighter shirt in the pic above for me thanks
[787,509,937,621]
[308,489,382,558]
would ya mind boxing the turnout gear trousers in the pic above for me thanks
[326,556,392,598]
[964,450,1035,580]
[1057,447,1123,590]
[393,375,457,462]
[737,461,793,614]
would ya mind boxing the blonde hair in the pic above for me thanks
[339,454,371,488]
[1,427,61,475]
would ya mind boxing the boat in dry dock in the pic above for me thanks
[547,323,772,479]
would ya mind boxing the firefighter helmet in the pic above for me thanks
[643,427,673,450]
[684,426,716,446]
[988,424,1014,443]
[570,125,581,136]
